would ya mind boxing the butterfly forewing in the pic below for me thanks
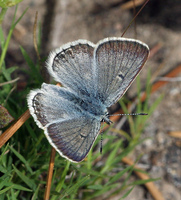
[46,40,97,99]
[94,38,149,107]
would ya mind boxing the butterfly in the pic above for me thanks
[27,37,149,162]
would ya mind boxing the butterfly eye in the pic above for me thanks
[100,113,112,125]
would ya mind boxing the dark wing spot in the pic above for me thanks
[80,132,87,138]
[118,73,124,80]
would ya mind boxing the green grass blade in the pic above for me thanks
[31,184,40,200]
[12,165,36,190]
[120,187,134,199]
[59,175,90,200]
[105,165,133,186]
[9,145,33,174]
[86,183,119,200]
[51,161,71,200]
[0,185,14,194]
[87,184,103,190]
[129,178,160,186]
[0,8,8,24]
[11,184,32,192]
[0,6,27,71]
[101,140,122,173]
[0,26,5,49]
[20,46,43,83]
[10,188,16,200]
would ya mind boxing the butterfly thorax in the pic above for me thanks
[76,95,108,121]
[85,99,112,124]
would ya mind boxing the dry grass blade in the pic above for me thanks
[168,131,181,138]
[44,147,56,200]
[0,77,20,86]
[121,0,146,10]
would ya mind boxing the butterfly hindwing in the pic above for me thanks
[28,83,101,162]
[45,116,100,162]
[28,83,86,128]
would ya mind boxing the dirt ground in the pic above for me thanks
[2,0,181,199]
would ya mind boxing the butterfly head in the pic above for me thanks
[101,112,112,125]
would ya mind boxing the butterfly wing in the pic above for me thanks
[94,37,149,107]
[28,83,82,128]
[45,116,100,162]
[46,40,97,99]
[27,83,100,162]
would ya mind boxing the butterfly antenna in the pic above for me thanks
[100,131,103,154]
[109,113,148,117]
